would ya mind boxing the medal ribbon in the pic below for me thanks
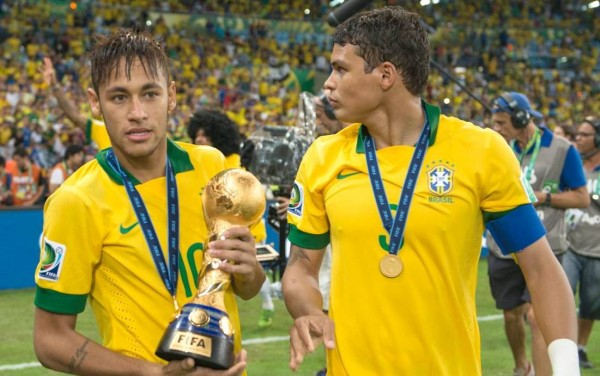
[364,115,431,256]
[511,127,541,181]
[106,150,180,301]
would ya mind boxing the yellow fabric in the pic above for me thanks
[288,115,530,375]
[35,143,247,363]
[86,118,111,151]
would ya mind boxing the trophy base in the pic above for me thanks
[155,304,234,370]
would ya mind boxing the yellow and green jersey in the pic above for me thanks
[34,140,247,364]
[85,117,111,151]
[288,102,539,375]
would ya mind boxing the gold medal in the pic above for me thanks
[380,254,403,278]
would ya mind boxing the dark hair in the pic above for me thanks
[13,146,29,158]
[0,155,5,168]
[332,7,430,96]
[88,26,170,92]
[187,110,241,157]
[555,124,577,140]
[64,144,85,161]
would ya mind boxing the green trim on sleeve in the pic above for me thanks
[482,208,514,224]
[84,118,93,145]
[35,286,88,314]
[288,224,330,250]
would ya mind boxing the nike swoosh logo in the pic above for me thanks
[119,222,139,234]
[336,171,361,180]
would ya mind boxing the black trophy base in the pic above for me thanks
[155,304,234,370]
[155,330,233,369]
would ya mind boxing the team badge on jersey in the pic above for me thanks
[38,238,67,282]
[427,163,454,196]
[288,181,304,217]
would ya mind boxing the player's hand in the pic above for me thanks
[275,196,290,220]
[40,57,57,87]
[288,314,335,371]
[161,350,247,375]
[207,227,264,290]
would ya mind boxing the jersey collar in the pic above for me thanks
[97,139,194,185]
[356,99,440,154]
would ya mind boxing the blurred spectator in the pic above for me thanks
[0,154,14,206]
[554,124,577,142]
[186,109,243,169]
[7,146,45,206]
[47,144,85,194]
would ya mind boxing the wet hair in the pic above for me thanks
[187,110,242,157]
[332,6,430,96]
[88,26,170,92]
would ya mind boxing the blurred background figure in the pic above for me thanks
[7,147,45,207]
[47,144,85,194]
[563,116,600,369]
[489,91,589,376]
[187,109,243,168]
[554,124,577,142]
[0,155,14,206]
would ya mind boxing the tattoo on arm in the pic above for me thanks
[68,339,90,373]
[287,247,310,266]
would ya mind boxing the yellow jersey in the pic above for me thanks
[288,102,534,375]
[35,141,247,364]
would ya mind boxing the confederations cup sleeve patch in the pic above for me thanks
[38,237,67,282]
[288,181,304,217]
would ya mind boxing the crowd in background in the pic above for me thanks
[0,0,598,207]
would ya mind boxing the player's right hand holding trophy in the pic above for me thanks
[156,168,266,369]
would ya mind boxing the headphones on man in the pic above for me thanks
[583,116,600,148]
[496,92,531,129]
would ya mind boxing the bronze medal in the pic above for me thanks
[380,254,403,278]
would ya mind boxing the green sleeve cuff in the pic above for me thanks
[84,118,92,145]
[35,286,88,314]
[482,208,514,224]
[288,224,330,250]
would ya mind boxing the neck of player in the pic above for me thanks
[114,142,168,183]
[365,96,425,149]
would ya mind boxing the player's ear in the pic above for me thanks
[87,88,102,118]
[379,62,397,91]
[167,81,177,112]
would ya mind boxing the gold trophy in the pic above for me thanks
[156,168,266,369]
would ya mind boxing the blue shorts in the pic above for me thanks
[562,250,600,320]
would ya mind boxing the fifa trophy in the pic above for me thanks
[156,168,266,369]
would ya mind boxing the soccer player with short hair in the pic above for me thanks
[33,28,264,376]
[282,7,581,375]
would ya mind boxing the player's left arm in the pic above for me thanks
[207,226,266,300]
[534,145,590,209]
[515,237,579,374]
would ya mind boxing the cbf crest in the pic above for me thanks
[426,161,455,196]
